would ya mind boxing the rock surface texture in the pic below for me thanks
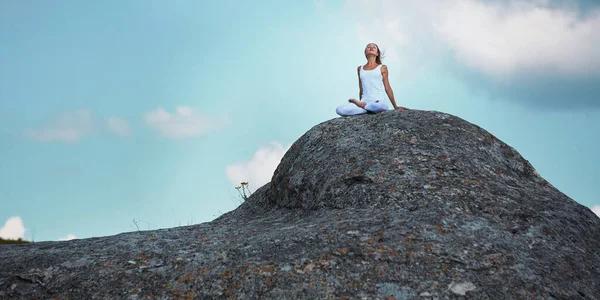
[2,110,599,299]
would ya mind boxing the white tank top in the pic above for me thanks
[360,64,386,103]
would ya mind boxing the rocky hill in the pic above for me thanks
[1,110,599,299]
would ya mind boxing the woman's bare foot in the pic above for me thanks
[348,98,366,108]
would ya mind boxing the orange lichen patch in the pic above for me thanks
[333,248,350,256]
[496,169,502,174]
[259,264,276,276]
[184,272,194,283]
[186,291,197,300]
[376,264,388,276]
[224,282,242,296]
[437,225,446,233]
[265,278,275,287]
[390,185,397,191]
[219,269,233,279]
[229,293,240,300]
[403,236,417,243]
[378,244,390,252]
[137,253,150,260]
[238,265,250,276]
[364,248,377,255]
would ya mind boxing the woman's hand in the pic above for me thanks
[394,105,409,110]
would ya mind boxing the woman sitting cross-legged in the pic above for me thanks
[336,43,408,117]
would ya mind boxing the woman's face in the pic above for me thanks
[365,43,379,57]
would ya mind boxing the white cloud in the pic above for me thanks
[58,233,77,241]
[24,110,96,143]
[344,0,600,78]
[592,205,600,217]
[226,142,290,190]
[0,216,25,240]
[107,116,131,137]
[144,106,230,139]
[434,0,600,78]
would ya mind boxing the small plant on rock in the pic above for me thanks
[235,181,252,201]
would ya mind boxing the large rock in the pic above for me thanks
[2,110,599,299]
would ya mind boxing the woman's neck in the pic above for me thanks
[366,57,378,65]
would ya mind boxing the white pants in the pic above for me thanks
[336,100,389,117]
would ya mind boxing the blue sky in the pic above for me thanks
[1,0,598,242]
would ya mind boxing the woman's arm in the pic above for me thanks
[381,65,401,109]
[348,66,366,108]
[357,65,363,100]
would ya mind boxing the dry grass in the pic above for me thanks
[0,237,29,245]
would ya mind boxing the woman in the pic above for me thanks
[336,43,408,116]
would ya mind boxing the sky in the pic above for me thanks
[1,0,599,242]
